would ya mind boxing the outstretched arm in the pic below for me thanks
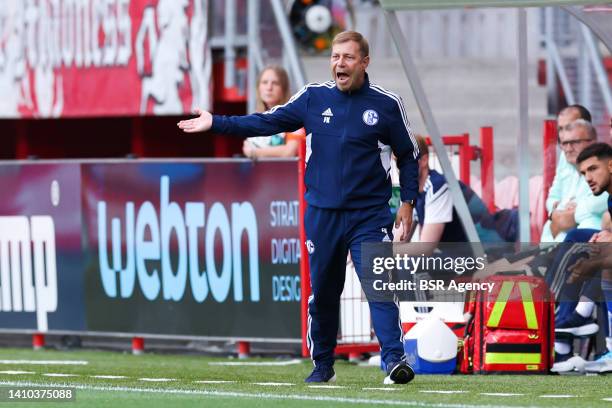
[177,85,309,137]
[177,108,213,133]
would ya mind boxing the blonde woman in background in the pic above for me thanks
[242,65,306,159]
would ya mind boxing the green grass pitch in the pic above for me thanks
[0,348,608,407]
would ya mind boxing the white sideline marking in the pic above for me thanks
[480,393,524,397]
[0,360,87,365]
[0,371,35,375]
[43,373,79,377]
[539,395,576,398]
[139,378,175,382]
[363,388,397,391]
[194,380,237,384]
[420,391,468,394]
[0,380,546,408]
[91,375,128,379]
[209,359,301,366]
[602,398,612,401]
[308,385,346,389]
[253,382,294,386]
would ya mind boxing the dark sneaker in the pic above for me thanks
[305,366,336,383]
[383,360,415,385]
[555,311,598,337]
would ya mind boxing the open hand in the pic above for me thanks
[395,202,414,242]
[591,230,612,243]
[177,108,213,133]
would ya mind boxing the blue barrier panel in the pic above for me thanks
[0,159,301,341]
[0,163,86,333]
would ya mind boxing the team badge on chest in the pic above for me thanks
[362,109,379,126]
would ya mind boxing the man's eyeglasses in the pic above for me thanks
[558,138,593,148]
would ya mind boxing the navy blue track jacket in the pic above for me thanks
[212,74,420,210]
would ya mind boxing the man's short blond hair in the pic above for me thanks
[331,31,369,58]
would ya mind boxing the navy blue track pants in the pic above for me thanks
[304,204,405,369]
[547,228,599,323]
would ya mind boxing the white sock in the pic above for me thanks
[575,301,594,318]
[555,341,571,355]
[607,337,612,353]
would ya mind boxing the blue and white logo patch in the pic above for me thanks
[306,240,315,254]
[362,109,379,126]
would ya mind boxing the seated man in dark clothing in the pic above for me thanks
[400,135,515,244]
[551,143,612,370]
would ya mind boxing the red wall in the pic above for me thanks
[0,105,245,160]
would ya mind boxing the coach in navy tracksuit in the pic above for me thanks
[178,31,419,385]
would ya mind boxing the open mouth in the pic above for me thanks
[336,72,349,82]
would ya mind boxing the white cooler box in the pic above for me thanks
[403,316,458,374]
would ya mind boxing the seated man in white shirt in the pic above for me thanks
[404,136,513,245]
[542,115,607,242]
